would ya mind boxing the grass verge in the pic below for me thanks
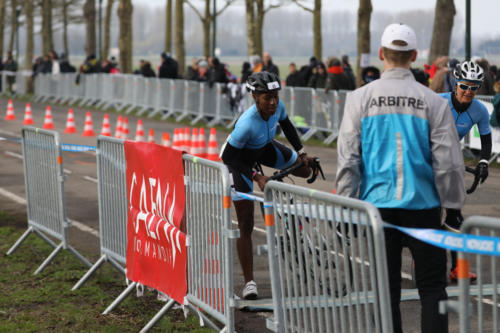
[0,212,214,332]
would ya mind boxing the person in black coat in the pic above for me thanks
[158,52,179,79]
[208,56,228,87]
[262,52,279,77]
[141,61,156,78]
[286,62,305,87]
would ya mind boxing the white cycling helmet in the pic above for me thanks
[453,60,484,83]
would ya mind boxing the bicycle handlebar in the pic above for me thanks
[264,157,326,184]
[466,166,479,194]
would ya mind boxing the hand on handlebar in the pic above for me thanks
[254,173,269,191]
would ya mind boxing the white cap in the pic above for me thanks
[381,23,417,51]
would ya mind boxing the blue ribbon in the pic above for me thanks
[61,143,96,152]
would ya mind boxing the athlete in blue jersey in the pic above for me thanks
[221,71,315,300]
[440,60,492,282]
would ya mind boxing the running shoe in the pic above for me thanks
[242,280,258,300]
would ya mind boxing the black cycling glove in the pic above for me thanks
[475,160,489,184]
[444,209,463,233]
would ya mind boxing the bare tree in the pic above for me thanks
[165,0,172,53]
[356,0,372,87]
[0,0,5,60]
[24,0,34,69]
[245,0,280,56]
[291,0,322,60]
[102,0,115,60]
[50,0,84,57]
[117,0,133,73]
[428,0,455,64]
[185,0,236,58]
[83,0,96,56]
[41,0,54,56]
[174,0,185,75]
[8,0,17,53]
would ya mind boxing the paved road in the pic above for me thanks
[1,96,499,332]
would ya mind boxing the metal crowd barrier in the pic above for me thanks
[443,216,500,333]
[262,182,392,333]
[72,136,131,296]
[6,127,92,274]
[142,154,239,332]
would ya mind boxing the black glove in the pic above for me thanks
[475,160,489,184]
[444,209,464,233]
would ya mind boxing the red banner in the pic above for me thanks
[124,141,187,303]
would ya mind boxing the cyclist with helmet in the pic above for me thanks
[439,60,492,282]
[221,71,315,300]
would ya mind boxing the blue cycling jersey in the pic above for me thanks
[228,100,287,149]
[439,92,491,140]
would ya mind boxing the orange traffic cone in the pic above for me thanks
[162,132,171,147]
[135,119,145,141]
[43,106,55,129]
[82,112,96,136]
[114,115,123,138]
[172,128,180,150]
[23,102,34,125]
[122,117,129,139]
[100,114,112,136]
[184,127,191,152]
[147,128,155,143]
[206,128,220,161]
[177,128,185,151]
[64,108,77,133]
[5,99,15,120]
[198,127,207,159]
[190,128,198,155]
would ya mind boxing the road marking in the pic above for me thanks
[0,187,99,238]
[5,150,72,175]
[83,176,98,183]
[474,296,500,308]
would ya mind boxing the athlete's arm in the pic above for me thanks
[480,133,492,161]
[221,143,253,176]
[279,116,303,152]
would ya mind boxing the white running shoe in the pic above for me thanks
[242,280,258,300]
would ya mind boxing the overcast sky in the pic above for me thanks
[132,0,500,37]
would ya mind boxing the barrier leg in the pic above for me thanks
[139,299,176,333]
[32,228,58,248]
[108,257,126,275]
[72,255,107,291]
[6,226,33,255]
[67,244,92,268]
[34,243,64,275]
[102,281,136,314]
[187,304,222,331]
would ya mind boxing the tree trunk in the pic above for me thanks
[24,0,34,69]
[0,0,5,61]
[8,0,17,53]
[428,0,455,64]
[164,0,172,53]
[255,0,264,56]
[356,0,372,87]
[203,0,211,58]
[174,0,185,76]
[84,0,96,56]
[312,0,322,60]
[41,0,53,56]
[62,0,69,57]
[245,0,256,56]
[102,0,114,60]
[118,0,133,73]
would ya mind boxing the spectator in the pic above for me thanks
[208,56,228,87]
[158,52,179,79]
[298,56,318,88]
[336,23,464,333]
[325,56,351,92]
[80,54,100,74]
[185,58,200,81]
[40,55,52,73]
[49,50,60,74]
[342,55,356,89]
[133,59,145,75]
[250,55,263,73]
[476,58,495,95]
[411,67,430,87]
[360,66,380,86]
[308,62,328,88]
[59,53,76,73]
[240,61,252,84]
[197,60,209,82]
[141,61,156,78]
[492,81,500,128]
[285,62,305,87]
[429,56,451,93]
[262,51,279,77]
[3,51,18,94]
[489,64,497,82]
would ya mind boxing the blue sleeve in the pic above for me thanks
[277,100,287,121]
[228,121,250,149]
[477,103,492,136]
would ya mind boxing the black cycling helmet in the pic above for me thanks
[246,71,281,93]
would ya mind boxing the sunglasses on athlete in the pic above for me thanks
[457,83,480,92]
